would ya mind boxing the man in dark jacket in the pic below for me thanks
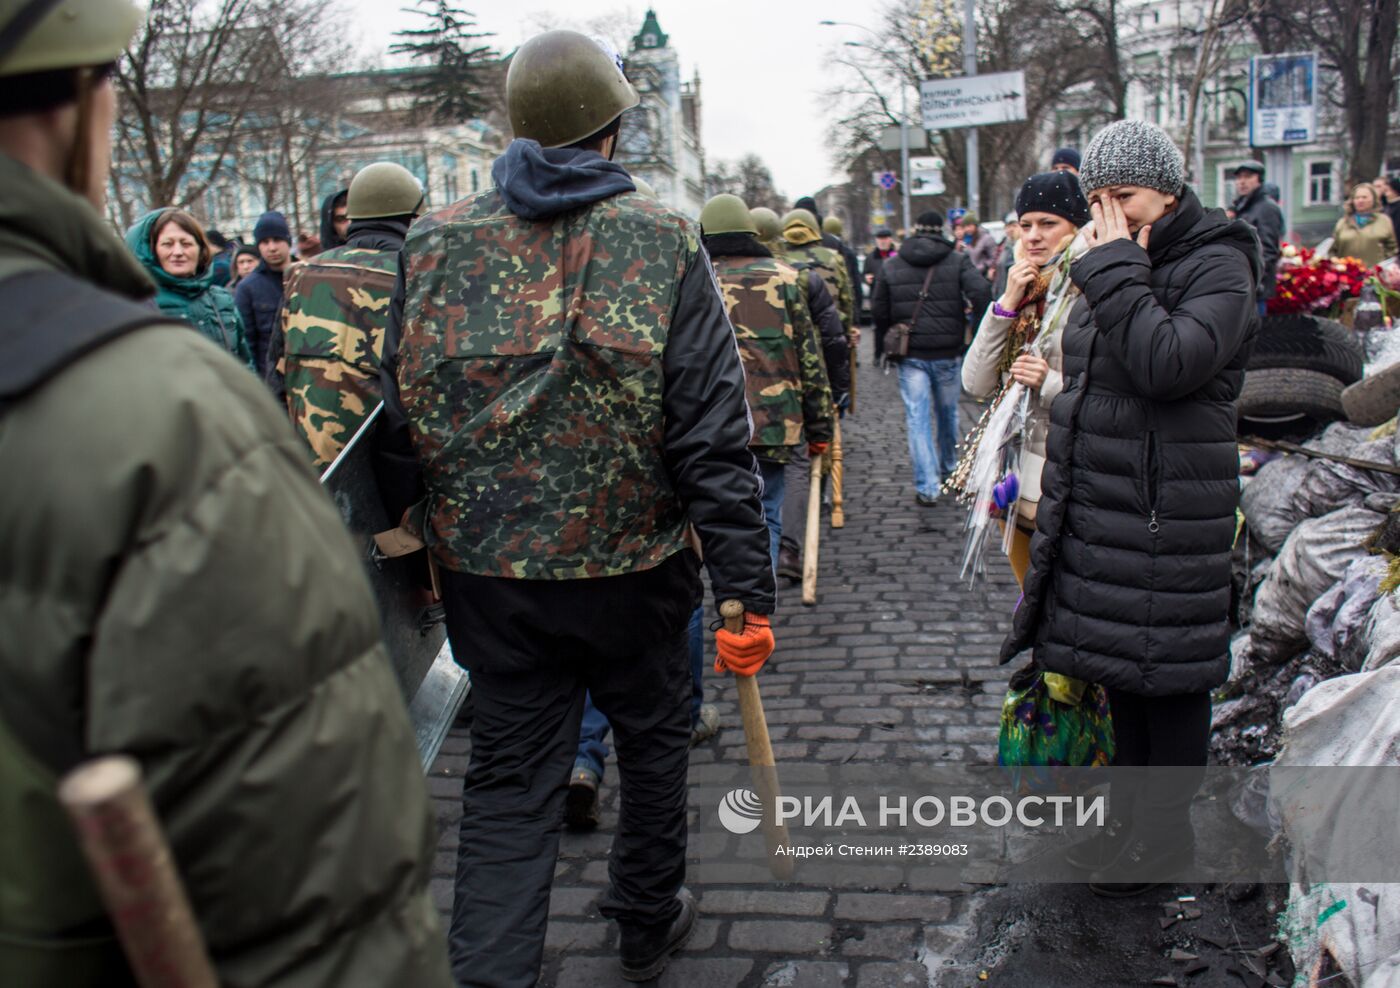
[0,3,452,984]
[377,31,775,986]
[1231,160,1283,313]
[865,227,897,360]
[873,211,991,504]
[797,195,863,324]
[1003,120,1260,895]
[319,187,349,252]
[234,209,292,376]
[1378,174,1400,239]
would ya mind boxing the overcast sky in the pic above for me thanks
[342,0,872,198]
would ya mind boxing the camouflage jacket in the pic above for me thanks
[277,245,398,470]
[394,188,695,579]
[710,249,833,464]
[782,238,855,338]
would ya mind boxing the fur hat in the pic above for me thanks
[1078,120,1185,197]
[1015,172,1090,227]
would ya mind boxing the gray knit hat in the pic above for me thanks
[1078,120,1185,197]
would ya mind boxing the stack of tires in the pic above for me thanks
[1237,314,1365,439]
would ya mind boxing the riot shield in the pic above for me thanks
[320,402,469,769]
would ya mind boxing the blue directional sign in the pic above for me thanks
[878,172,897,191]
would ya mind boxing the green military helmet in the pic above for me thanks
[632,175,657,199]
[506,30,640,148]
[781,208,820,235]
[750,207,781,242]
[347,162,426,220]
[700,193,757,236]
[822,216,844,236]
[0,0,143,76]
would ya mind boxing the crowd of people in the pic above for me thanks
[4,2,1400,987]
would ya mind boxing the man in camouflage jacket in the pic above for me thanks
[269,162,424,470]
[781,208,856,346]
[701,194,834,567]
[375,30,776,987]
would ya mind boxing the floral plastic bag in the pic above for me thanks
[996,663,1115,768]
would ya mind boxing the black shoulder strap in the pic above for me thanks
[0,270,167,413]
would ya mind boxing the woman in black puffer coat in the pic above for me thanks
[1000,120,1260,893]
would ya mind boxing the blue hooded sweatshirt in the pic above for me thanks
[490,139,636,221]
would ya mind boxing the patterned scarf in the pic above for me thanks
[996,269,1053,377]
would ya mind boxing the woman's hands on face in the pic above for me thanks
[998,258,1039,311]
[1085,196,1151,252]
[1009,354,1050,390]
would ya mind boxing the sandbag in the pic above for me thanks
[1250,504,1384,661]
[1360,591,1400,673]
[1241,454,1311,553]
[1294,435,1400,519]
[1305,555,1388,670]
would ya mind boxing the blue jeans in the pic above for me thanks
[576,605,707,778]
[898,356,962,498]
[758,458,786,571]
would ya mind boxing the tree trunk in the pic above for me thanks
[1349,0,1399,183]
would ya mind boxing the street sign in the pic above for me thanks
[877,125,928,153]
[919,71,1027,129]
[909,156,944,172]
[1249,52,1317,147]
[877,172,898,191]
[911,172,945,195]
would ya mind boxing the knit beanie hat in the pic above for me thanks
[915,210,943,233]
[252,210,291,243]
[1078,120,1185,196]
[1051,147,1081,171]
[1015,172,1090,227]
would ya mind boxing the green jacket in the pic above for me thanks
[123,208,255,369]
[0,154,451,988]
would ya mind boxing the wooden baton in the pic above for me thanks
[829,418,846,529]
[719,600,795,879]
[58,756,218,988]
[801,454,822,606]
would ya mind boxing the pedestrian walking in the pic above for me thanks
[234,209,292,377]
[872,210,991,505]
[205,227,234,285]
[1329,182,1399,268]
[957,212,999,279]
[0,3,451,985]
[320,186,349,252]
[1230,160,1284,313]
[1000,119,1260,896]
[231,243,259,287]
[822,213,864,323]
[960,172,1090,585]
[376,30,775,985]
[268,161,423,468]
[990,211,1019,299]
[1376,174,1400,237]
[124,207,254,368]
[865,227,897,362]
[782,207,856,344]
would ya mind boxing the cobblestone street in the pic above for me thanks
[427,337,1033,986]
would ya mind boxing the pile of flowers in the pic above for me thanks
[1268,243,1371,316]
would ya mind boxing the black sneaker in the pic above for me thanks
[915,492,939,507]
[564,767,600,831]
[619,888,696,982]
[1064,816,1130,871]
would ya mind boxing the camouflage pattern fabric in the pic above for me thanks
[396,189,693,579]
[279,246,398,470]
[712,255,833,464]
[783,240,855,339]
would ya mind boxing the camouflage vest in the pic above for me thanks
[712,255,805,451]
[396,189,694,579]
[280,246,398,470]
[785,242,849,327]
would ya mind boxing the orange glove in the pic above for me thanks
[714,613,775,677]
[808,441,829,458]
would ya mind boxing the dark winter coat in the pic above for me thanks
[871,233,991,360]
[1001,188,1261,696]
[319,188,348,252]
[1232,185,1283,299]
[829,234,863,314]
[234,260,286,376]
[864,246,896,288]
[806,269,850,398]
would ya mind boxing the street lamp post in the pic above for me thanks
[962,0,979,218]
[823,21,913,233]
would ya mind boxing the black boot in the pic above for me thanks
[1064,815,1130,871]
[776,540,802,581]
[1088,831,1195,898]
[618,887,696,982]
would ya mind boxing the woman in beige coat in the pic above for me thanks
[961,172,1091,585]
[1330,183,1399,267]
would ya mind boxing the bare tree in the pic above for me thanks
[1245,0,1400,183]
[1180,0,1260,180]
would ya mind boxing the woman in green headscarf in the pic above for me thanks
[125,208,254,368]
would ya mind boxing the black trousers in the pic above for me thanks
[440,561,697,988]
[1106,689,1212,839]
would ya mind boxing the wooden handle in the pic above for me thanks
[801,462,822,606]
[58,756,218,988]
[719,598,745,634]
[829,419,845,529]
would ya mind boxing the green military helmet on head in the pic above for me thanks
[700,193,757,236]
[750,207,781,243]
[781,208,820,236]
[347,161,426,220]
[506,29,640,148]
[822,216,844,236]
[0,0,143,76]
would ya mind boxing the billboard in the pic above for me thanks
[919,71,1027,130]
[1249,52,1317,147]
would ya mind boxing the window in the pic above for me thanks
[1307,160,1337,206]
[470,170,479,193]
[1218,165,1239,209]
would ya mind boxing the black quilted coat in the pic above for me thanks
[1000,189,1261,696]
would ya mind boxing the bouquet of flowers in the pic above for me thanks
[1268,243,1371,316]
